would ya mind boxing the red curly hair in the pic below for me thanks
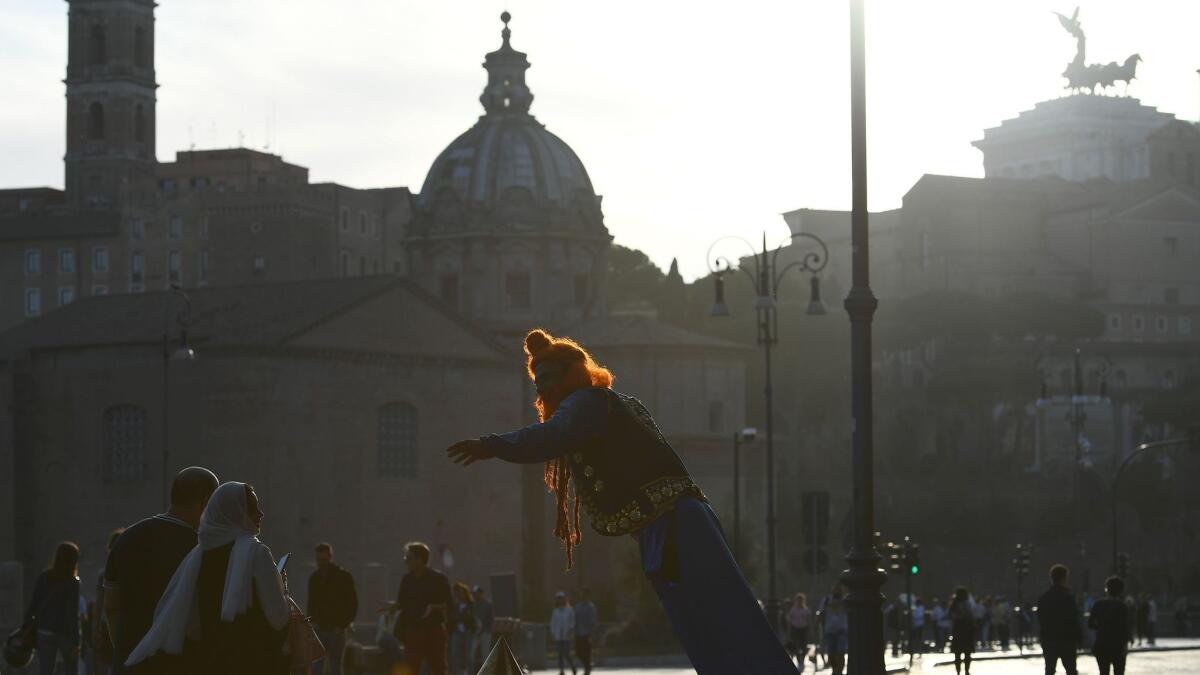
[524,328,614,569]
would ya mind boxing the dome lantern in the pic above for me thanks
[480,12,534,115]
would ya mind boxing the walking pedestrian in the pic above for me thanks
[549,591,576,675]
[126,482,299,675]
[307,542,358,675]
[471,586,494,669]
[1135,594,1148,646]
[104,466,219,674]
[573,588,597,675]
[993,596,1011,651]
[948,587,975,675]
[1174,596,1190,638]
[384,542,451,675]
[884,599,901,657]
[1037,564,1083,675]
[785,593,811,670]
[972,595,988,650]
[911,597,927,654]
[91,528,123,674]
[26,542,82,675]
[1088,576,1131,675]
[1146,595,1157,646]
[446,328,797,674]
[820,587,848,675]
[448,583,478,675]
[929,597,946,653]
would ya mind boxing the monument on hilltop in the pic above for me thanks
[1054,6,1141,95]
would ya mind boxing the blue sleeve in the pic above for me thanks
[481,388,609,463]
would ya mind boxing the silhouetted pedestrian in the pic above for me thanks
[471,586,494,669]
[1088,576,1131,675]
[948,587,975,675]
[308,542,358,675]
[1145,595,1157,645]
[386,542,451,675]
[573,588,597,675]
[126,482,298,675]
[1174,596,1190,637]
[993,596,1012,651]
[92,528,123,674]
[930,597,947,653]
[448,582,477,675]
[104,466,218,674]
[550,591,576,675]
[1135,594,1148,645]
[26,542,82,675]
[1037,564,1083,675]
[785,592,811,670]
[821,587,848,675]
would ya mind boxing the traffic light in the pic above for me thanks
[1013,544,1031,578]
[906,542,921,576]
[1117,552,1129,578]
[887,542,902,574]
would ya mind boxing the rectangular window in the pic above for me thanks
[1181,317,1193,336]
[169,215,182,239]
[378,403,418,478]
[131,251,144,284]
[58,287,75,306]
[919,232,931,270]
[199,215,209,239]
[24,249,41,275]
[129,283,145,293]
[359,256,365,276]
[253,255,266,274]
[340,210,349,232]
[505,271,531,309]
[359,212,367,234]
[1132,315,1145,333]
[58,248,76,274]
[92,285,109,296]
[439,273,459,308]
[92,247,109,273]
[24,288,41,317]
[1107,314,1122,331]
[160,178,176,193]
[1165,288,1180,305]
[168,250,181,283]
[18,198,29,211]
[1156,316,1169,333]
[199,250,209,284]
[131,219,145,240]
[574,274,589,306]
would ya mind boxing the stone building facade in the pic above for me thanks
[0,277,527,615]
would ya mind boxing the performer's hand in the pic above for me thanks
[446,439,494,466]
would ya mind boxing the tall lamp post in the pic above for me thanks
[162,284,196,507]
[707,231,829,627]
[732,426,758,561]
[1037,348,1108,590]
[844,0,887,671]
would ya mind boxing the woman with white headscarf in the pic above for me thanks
[126,481,295,674]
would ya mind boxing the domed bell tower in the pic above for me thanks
[64,0,158,208]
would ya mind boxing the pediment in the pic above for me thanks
[1115,188,1200,223]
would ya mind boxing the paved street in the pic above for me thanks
[583,643,1200,675]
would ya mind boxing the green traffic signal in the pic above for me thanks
[910,564,919,575]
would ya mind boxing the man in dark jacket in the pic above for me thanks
[308,542,359,675]
[1089,576,1131,675]
[1037,564,1082,675]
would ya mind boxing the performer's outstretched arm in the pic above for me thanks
[447,387,607,466]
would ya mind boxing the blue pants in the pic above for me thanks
[37,632,78,675]
[314,627,346,675]
[641,498,798,675]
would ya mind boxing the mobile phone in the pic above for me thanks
[277,553,291,575]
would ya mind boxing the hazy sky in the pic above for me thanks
[2,1,1198,280]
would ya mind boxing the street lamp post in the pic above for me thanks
[161,284,196,507]
[707,231,828,630]
[732,427,758,561]
[1111,432,1200,574]
[844,0,887,672]
[1038,348,1108,591]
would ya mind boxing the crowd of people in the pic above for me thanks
[775,564,1186,675]
[11,466,610,675]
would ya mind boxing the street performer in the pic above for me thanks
[447,328,796,674]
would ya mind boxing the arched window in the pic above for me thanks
[134,104,146,143]
[90,24,107,65]
[134,26,148,67]
[88,102,105,141]
[378,403,417,477]
[103,405,146,483]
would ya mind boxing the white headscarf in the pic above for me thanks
[125,481,263,666]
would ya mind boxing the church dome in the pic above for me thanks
[414,13,604,234]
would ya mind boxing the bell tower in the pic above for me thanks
[64,0,158,208]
